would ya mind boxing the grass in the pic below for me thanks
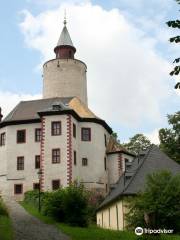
[21,201,180,240]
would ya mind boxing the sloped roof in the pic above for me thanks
[57,25,74,47]
[98,145,180,210]
[3,97,73,122]
[0,97,112,133]
[106,136,135,157]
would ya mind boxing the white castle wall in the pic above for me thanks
[0,115,111,198]
[43,59,88,105]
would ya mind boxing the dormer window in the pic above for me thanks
[52,104,61,111]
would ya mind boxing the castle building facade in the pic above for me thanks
[0,20,134,199]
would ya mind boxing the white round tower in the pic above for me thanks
[43,19,88,105]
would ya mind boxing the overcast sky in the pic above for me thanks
[0,0,179,144]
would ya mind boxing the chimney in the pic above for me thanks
[0,107,3,122]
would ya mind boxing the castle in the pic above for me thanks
[0,19,134,199]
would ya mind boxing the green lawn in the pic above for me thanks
[0,215,13,240]
[21,202,180,240]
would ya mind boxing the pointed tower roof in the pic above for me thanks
[57,24,74,47]
[54,16,76,59]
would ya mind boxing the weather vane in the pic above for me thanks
[63,9,67,26]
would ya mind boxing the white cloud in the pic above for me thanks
[0,91,41,119]
[19,2,175,128]
[145,128,160,145]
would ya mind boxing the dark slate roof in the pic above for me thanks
[2,97,73,122]
[98,145,180,210]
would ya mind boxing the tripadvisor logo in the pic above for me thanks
[135,227,143,236]
[135,227,174,235]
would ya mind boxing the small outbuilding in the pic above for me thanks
[96,145,180,230]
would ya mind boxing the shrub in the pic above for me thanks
[42,189,65,222]
[0,198,8,216]
[63,183,89,227]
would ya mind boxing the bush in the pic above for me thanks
[0,198,8,216]
[24,183,90,227]
[63,183,88,227]
[42,189,65,222]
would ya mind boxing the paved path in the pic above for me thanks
[3,196,70,240]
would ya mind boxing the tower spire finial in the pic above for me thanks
[63,9,67,26]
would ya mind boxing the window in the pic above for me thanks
[104,134,107,147]
[14,184,23,194]
[73,123,76,138]
[104,157,107,171]
[51,121,61,136]
[35,128,41,142]
[35,155,40,169]
[0,133,5,146]
[74,151,77,165]
[33,183,40,190]
[52,149,60,163]
[82,158,88,166]
[17,130,26,143]
[52,180,60,190]
[17,157,24,170]
[81,128,91,141]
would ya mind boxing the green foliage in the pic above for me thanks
[123,134,151,155]
[24,183,92,227]
[125,170,180,233]
[159,111,180,163]
[0,199,8,216]
[166,0,180,89]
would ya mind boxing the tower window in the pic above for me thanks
[14,184,23,194]
[0,132,5,146]
[81,128,91,141]
[52,149,60,164]
[52,180,60,190]
[73,123,76,138]
[35,155,40,169]
[104,134,107,147]
[74,151,77,165]
[35,128,41,142]
[104,157,107,171]
[69,50,72,58]
[17,130,26,143]
[51,121,61,136]
[82,158,88,166]
[17,157,24,170]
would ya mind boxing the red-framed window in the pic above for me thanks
[74,151,77,165]
[52,179,60,190]
[73,123,76,138]
[51,121,61,136]
[0,132,5,146]
[33,183,40,190]
[82,158,88,166]
[17,157,24,170]
[35,155,40,169]
[14,184,23,194]
[35,128,41,142]
[81,128,91,141]
[17,130,26,143]
[52,149,60,163]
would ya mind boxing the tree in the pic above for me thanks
[159,111,180,163]
[166,0,180,89]
[123,133,151,155]
[125,170,180,232]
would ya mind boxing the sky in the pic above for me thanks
[0,0,179,144]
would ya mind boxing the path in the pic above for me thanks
[3,196,70,240]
